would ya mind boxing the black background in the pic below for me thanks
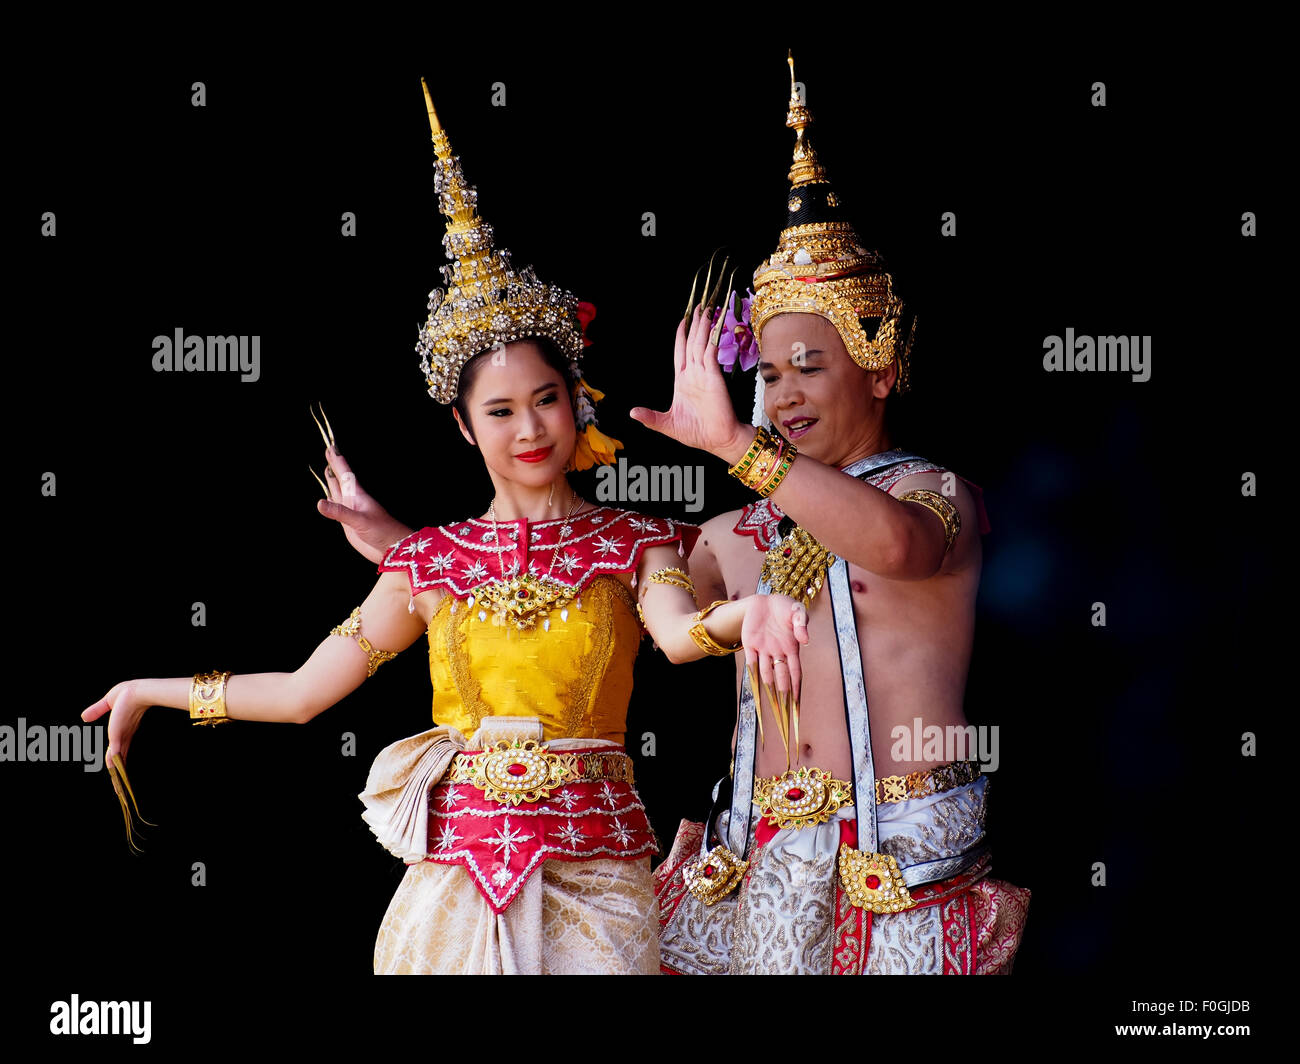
[10,28,1279,1046]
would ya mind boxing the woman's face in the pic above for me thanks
[453,341,576,485]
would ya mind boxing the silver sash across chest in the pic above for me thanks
[720,450,927,858]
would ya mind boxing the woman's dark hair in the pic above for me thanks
[452,337,575,443]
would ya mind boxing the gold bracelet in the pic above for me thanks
[897,489,961,552]
[728,429,768,481]
[688,599,742,656]
[755,441,797,498]
[190,670,231,726]
[331,607,400,677]
[729,426,797,496]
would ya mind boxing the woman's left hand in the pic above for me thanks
[740,593,809,705]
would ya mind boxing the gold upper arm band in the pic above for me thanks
[637,567,698,635]
[331,607,400,677]
[643,566,695,595]
[896,489,961,553]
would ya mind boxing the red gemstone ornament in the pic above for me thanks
[507,763,528,776]
[866,874,881,889]
[704,865,715,877]
[786,788,804,800]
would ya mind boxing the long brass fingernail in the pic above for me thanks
[709,283,736,346]
[113,753,155,826]
[697,249,722,320]
[309,466,329,500]
[318,403,336,448]
[703,254,731,312]
[683,265,704,320]
[310,404,331,449]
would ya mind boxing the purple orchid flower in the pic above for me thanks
[716,288,759,373]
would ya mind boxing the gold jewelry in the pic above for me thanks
[838,846,916,913]
[755,443,796,498]
[189,670,231,726]
[331,607,399,677]
[728,426,792,494]
[446,740,634,805]
[416,81,586,405]
[688,599,741,656]
[760,526,836,609]
[896,488,961,552]
[748,54,915,395]
[644,566,695,595]
[479,491,584,629]
[682,845,749,905]
[753,767,852,829]
[875,760,981,805]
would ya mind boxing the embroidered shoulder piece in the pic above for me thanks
[732,458,973,548]
[378,507,702,598]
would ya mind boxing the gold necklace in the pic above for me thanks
[479,488,585,630]
[759,525,836,609]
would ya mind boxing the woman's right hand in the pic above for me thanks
[82,681,151,765]
[315,445,414,564]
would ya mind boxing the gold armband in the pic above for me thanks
[688,599,742,656]
[644,566,695,595]
[728,426,797,498]
[331,607,399,677]
[190,670,232,726]
[896,489,961,553]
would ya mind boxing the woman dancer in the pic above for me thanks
[81,85,807,974]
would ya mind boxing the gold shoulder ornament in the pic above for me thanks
[896,488,961,553]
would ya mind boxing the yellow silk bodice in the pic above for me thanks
[425,575,641,743]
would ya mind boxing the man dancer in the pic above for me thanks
[628,58,1030,974]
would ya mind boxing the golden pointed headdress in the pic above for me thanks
[415,80,587,404]
[749,54,915,394]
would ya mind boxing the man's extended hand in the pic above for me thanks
[316,445,414,564]
[628,306,753,462]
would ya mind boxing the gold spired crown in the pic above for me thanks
[749,54,916,394]
[784,51,826,188]
[416,79,585,404]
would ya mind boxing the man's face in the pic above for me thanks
[757,313,892,462]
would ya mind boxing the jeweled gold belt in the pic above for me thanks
[753,760,982,829]
[875,760,981,805]
[444,740,634,806]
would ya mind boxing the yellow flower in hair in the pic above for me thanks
[570,375,621,470]
[573,424,623,471]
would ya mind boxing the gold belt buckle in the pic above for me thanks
[837,846,915,913]
[752,767,852,829]
[463,739,570,806]
[682,845,749,905]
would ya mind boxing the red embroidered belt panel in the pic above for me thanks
[424,747,657,913]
